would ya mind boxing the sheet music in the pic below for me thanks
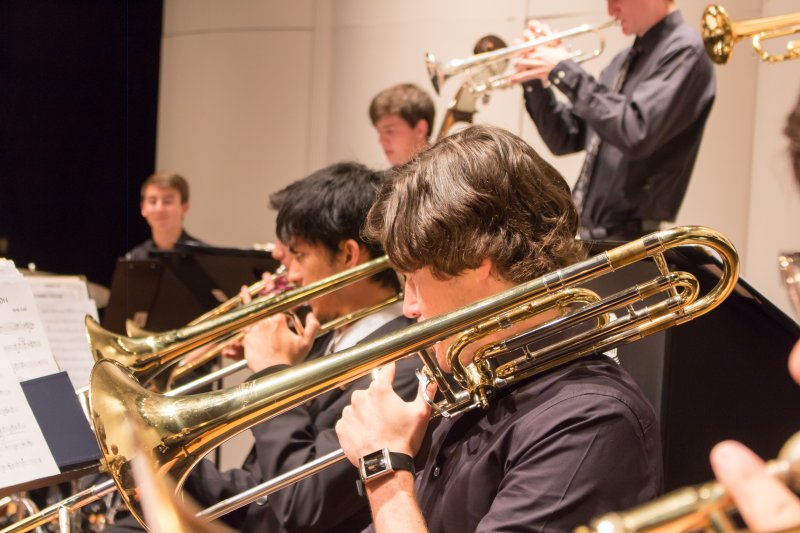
[0,260,22,280]
[0,267,61,381]
[27,277,98,390]
[0,339,60,485]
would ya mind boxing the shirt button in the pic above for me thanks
[432,466,441,477]
[557,70,566,79]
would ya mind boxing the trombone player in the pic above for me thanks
[335,125,662,532]
[512,0,715,241]
[106,162,420,532]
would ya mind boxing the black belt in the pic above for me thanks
[579,220,662,241]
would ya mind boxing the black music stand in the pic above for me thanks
[585,242,800,490]
[103,244,279,334]
[0,372,102,497]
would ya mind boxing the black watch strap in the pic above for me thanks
[386,451,414,473]
[356,448,415,496]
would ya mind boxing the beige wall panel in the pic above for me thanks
[675,0,758,266]
[157,29,314,249]
[324,0,531,169]
[745,0,800,318]
[163,0,313,34]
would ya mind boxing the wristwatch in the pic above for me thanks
[356,448,415,495]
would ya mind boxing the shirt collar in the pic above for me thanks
[327,300,404,353]
[634,10,683,55]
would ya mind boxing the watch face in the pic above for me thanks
[362,449,389,478]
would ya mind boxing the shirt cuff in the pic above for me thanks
[547,59,582,98]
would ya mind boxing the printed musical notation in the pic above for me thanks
[0,262,66,488]
[27,276,98,390]
[0,321,35,334]
[0,344,59,486]
[0,276,60,382]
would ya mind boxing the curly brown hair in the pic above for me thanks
[364,125,585,283]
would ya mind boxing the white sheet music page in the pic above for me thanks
[0,265,61,381]
[0,352,60,485]
[27,276,98,390]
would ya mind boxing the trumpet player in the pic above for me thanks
[335,125,662,532]
[512,0,715,241]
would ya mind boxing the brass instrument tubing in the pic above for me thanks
[165,294,403,396]
[0,479,115,533]
[197,449,346,522]
[88,227,739,528]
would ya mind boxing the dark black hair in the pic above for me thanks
[270,162,398,289]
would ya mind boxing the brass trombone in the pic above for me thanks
[701,5,800,64]
[124,265,293,387]
[426,19,616,95]
[165,293,403,395]
[575,431,800,533]
[1,258,395,533]
[84,256,390,384]
[86,226,737,530]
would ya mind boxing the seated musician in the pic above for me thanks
[335,124,663,532]
[126,171,204,260]
[184,162,421,532]
[369,83,435,166]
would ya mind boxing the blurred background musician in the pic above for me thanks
[707,93,800,532]
[106,162,419,533]
[335,125,662,532]
[369,83,435,166]
[513,0,715,241]
[126,171,204,260]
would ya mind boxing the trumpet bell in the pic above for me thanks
[702,5,735,64]
[702,4,800,64]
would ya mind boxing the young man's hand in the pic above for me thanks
[336,362,432,464]
[243,312,320,372]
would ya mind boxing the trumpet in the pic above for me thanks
[426,19,616,95]
[575,431,800,533]
[701,5,800,64]
[85,226,737,530]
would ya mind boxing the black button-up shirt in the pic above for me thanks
[125,229,203,260]
[524,11,716,232]
[415,353,662,532]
